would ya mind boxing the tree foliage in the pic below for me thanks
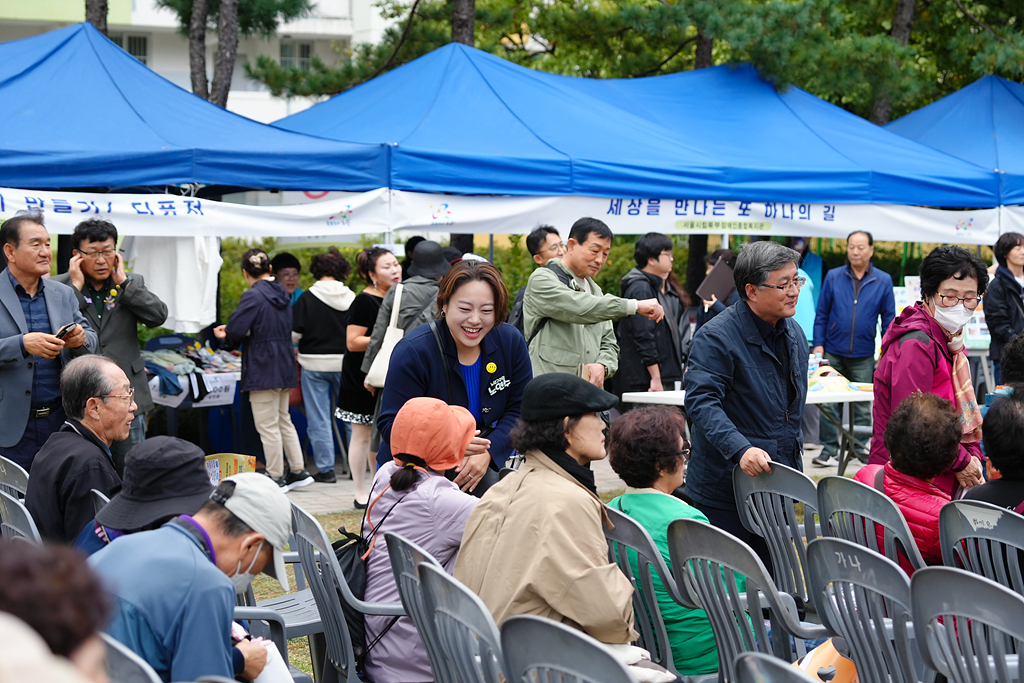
[156,0,313,37]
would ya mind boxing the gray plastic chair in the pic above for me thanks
[733,462,820,615]
[384,532,454,683]
[230,605,313,683]
[733,652,819,683]
[666,518,829,680]
[0,455,28,499]
[806,536,923,683]
[817,475,926,572]
[101,632,162,683]
[291,502,404,683]
[91,488,110,516]
[501,614,636,683]
[419,562,506,683]
[911,566,1024,683]
[604,505,686,675]
[939,499,1024,595]
[0,489,40,542]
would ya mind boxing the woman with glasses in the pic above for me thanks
[607,406,728,678]
[870,245,988,495]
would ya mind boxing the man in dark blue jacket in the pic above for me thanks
[684,241,808,557]
[811,231,894,466]
[983,232,1024,384]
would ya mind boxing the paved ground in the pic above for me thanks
[286,443,862,514]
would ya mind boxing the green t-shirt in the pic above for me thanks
[609,490,743,676]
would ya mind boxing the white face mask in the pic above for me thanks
[932,297,975,334]
[230,540,263,595]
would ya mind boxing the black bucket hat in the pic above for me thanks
[408,240,451,279]
[96,436,213,531]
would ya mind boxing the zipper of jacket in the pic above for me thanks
[847,273,877,356]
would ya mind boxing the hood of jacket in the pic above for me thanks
[309,279,356,311]
[995,265,1024,293]
[252,277,290,310]
[879,301,948,358]
[621,266,659,292]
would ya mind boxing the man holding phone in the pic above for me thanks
[54,219,168,473]
[0,212,96,471]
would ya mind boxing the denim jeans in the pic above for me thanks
[301,369,343,473]
[818,352,875,457]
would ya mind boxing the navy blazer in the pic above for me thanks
[0,269,97,448]
[376,321,532,469]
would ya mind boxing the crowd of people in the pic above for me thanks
[8,205,1024,683]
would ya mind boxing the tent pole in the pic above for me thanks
[722,233,729,250]
[900,242,908,285]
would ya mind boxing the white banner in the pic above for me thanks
[0,185,1008,245]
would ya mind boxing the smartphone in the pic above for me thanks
[55,322,78,340]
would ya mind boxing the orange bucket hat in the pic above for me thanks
[391,397,476,471]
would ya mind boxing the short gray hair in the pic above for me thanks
[733,241,801,301]
[61,355,117,420]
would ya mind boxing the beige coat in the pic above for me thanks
[454,449,638,644]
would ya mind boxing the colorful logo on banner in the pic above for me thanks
[430,203,453,225]
[326,205,353,227]
[955,217,974,233]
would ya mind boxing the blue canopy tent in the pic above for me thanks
[886,75,1024,205]
[275,43,999,207]
[0,23,387,190]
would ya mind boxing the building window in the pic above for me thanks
[280,41,313,70]
[110,34,148,65]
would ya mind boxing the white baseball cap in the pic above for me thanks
[220,473,291,592]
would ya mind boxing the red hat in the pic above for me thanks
[391,398,476,471]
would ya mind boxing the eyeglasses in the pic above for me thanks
[543,242,567,254]
[759,277,807,292]
[660,251,675,260]
[81,249,116,260]
[680,440,691,459]
[99,388,135,403]
[936,294,982,310]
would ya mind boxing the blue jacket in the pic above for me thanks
[813,264,895,358]
[221,278,296,392]
[684,302,808,510]
[376,321,532,469]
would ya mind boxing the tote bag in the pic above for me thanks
[365,283,404,388]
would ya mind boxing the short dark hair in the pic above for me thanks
[0,211,44,248]
[884,392,961,480]
[1001,333,1024,385]
[919,245,989,299]
[634,232,673,269]
[847,230,873,246]
[982,388,1024,479]
[72,218,118,250]
[510,415,582,453]
[61,355,117,420]
[436,260,509,325]
[526,226,559,256]
[198,481,255,537]
[356,246,394,284]
[994,232,1024,268]
[568,217,613,245]
[309,247,351,281]
[269,252,300,273]
[241,249,271,278]
[733,241,801,301]
[705,248,737,269]
[608,406,686,488]
[0,541,109,657]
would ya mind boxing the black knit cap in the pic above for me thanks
[520,373,618,422]
[270,252,301,272]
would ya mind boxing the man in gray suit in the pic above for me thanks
[0,213,96,470]
[54,218,168,473]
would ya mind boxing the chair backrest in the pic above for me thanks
[603,505,683,674]
[419,562,506,683]
[91,488,110,516]
[0,455,28,499]
[734,652,819,683]
[939,499,1024,595]
[806,537,921,683]
[666,518,812,683]
[501,615,636,683]
[817,475,926,571]
[911,566,1024,683]
[101,633,162,683]
[291,502,403,683]
[0,489,40,542]
[384,532,453,683]
[733,462,819,610]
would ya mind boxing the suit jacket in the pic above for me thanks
[52,273,168,414]
[0,270,97,447]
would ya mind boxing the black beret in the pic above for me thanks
[521,373,618,422]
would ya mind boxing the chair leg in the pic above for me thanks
[309,633,327,683]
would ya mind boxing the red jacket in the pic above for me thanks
[854,462,950,572]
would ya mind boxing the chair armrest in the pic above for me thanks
[234,606,287,656]
[352,599,406,617]
[283,551,300,564]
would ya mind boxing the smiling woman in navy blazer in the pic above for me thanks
[376,260,532,496]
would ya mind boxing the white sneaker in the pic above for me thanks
[811,454,837,467]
